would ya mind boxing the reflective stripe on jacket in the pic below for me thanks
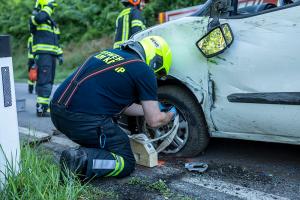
[27,35,34,59]
[114,7,146,49]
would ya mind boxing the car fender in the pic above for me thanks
[132,17,218,134]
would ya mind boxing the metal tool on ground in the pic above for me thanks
[185,162,208,173]
[129,115,180,167]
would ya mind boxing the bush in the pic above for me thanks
[0,0,205,46]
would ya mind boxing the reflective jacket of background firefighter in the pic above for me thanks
[29,6,63,56]
[113,6,146,49]
[27,35,34,67]
[27,34,35,86]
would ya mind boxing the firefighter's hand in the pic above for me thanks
[159,102,178,120]
[58,55,64,65]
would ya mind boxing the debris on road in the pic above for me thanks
[185,162,208,173]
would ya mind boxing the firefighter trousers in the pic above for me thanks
[50,103,136,179]
[35,54,56,98]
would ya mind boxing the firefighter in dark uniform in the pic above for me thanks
[27,34,35,94]
[30,0,63,117]
[50,36,176,180]
[113,0,146,49]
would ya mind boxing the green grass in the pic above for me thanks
[127,177,194,200]
[128,176,147,185]
[0,145,115,200]
[13,35,114,83]
[146,179,172,198]
[128,177,171,196]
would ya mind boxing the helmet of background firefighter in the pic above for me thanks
[34,0,58,9]
[121,0,148,8]
[122,36,172,80]
[121,0,141,6]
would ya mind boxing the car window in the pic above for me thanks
[237,0,298,14]
[193,0,300,18]
[238,0,277,14]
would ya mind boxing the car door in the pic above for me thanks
[209,4,300,138]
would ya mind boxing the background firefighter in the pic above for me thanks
[113,0,146,49]
[29,0,63,117]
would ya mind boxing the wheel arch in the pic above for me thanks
[157,76,208,125]
[157,77,210,155]
[158,76,203,104]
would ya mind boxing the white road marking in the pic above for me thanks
[182,177,290,200]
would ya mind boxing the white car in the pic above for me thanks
[132,0,300,156]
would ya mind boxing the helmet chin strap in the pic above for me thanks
[121,41,146,62]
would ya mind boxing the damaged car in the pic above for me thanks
[127,0,300,157]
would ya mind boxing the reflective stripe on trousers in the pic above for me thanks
[92,153,125,177]
[37,96,50,105]
[28,80,35,85]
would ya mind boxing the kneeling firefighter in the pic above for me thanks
[50,36,176,180]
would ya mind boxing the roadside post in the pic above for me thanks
[0,35,20,189]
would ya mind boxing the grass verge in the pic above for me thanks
[0,145,116,200]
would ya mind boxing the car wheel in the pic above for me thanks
[156,85,209,157]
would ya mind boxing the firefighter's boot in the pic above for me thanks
[60,148,88,182]
[28,84,34,94]
[36,103,50,117]
[28,80,35,94]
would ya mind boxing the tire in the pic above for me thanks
[158,85,209,157]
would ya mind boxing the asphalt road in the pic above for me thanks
[16,82,300,200]
[16,82,57,134]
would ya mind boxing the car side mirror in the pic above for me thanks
[196,23,234,58]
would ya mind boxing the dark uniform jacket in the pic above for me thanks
[114,6,146,49]
[29,6,62,56]
[52,49,157,116]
